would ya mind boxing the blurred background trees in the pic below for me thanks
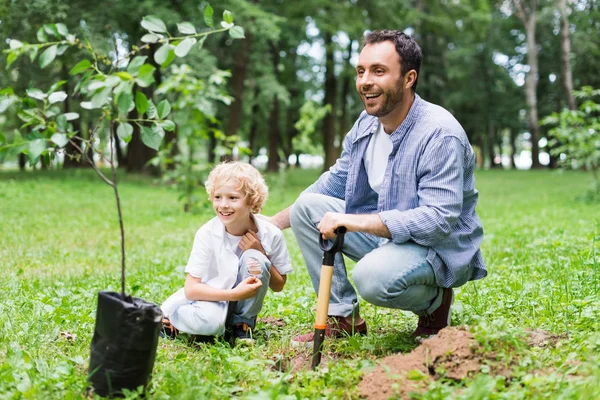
[1,0,598,182]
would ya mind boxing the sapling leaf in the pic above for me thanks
[117,123,134,143]
[154,43,170,65]
[127,56,147,74]
[135,91,149,116]
[160,119,176,131]
[26,88,46,100]
[229,26,245,39]
[136,64,156,87]
[37,27,48,42]
[48,91,67,104]
[56,44,69,56]
[157,99,171,119]
[141,16,167,33]
[29,47,39,62]
[177,22,196,35]
[223,10,234,24]
[28,138,46,161]
[9,39,23,50]
[117,89,133,116]
[63,112,79,121]
[39,45,58,68]
[141,125,163,150]
[141,34,160,43]
[56,23,69,37]
[43,24,59,37]
[0,97,16,113]
[175,38,196,57]
[147,100,158,119]
[51,133,68,147]
[91,88,111,108]
[48,80,67,93]
[70,59,92,75]
[197,36,207,50]
[204,5,214,28]
[80,101,93,110]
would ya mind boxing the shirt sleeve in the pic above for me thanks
[184,227,213,279]
[267,230,293,275]
[378,135,465,247]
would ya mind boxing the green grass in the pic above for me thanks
[0,168,599,399]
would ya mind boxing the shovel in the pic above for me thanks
[311,226,347,370]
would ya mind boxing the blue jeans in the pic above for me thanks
[290,193,443,318]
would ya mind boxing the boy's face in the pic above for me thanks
[211,181,252,234]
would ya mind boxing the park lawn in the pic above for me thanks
[0,168,598,399]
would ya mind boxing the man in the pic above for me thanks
[269,30,486,342]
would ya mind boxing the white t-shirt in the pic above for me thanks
[364,122,393,194]
[185,215,293,291]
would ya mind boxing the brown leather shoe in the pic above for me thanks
[412,288,453,337]
[292,315,367,344]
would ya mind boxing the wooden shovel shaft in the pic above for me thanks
[315,264,334,329]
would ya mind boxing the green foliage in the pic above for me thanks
[292,101,330,155]
[543,86,600,198]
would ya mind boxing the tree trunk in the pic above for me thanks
[487,124,500,168]
[515,0,541,169]
[19,153,26,170]
[509,129,517,169]
[558,0,576,110]
[476,134,484,169]
[286,88,300,168]
[247,86,260,164]
[322,32,338,171]
[223,33,253,162]
[207,128,217,165]
[267,43,281,172]
[338,40,355,148]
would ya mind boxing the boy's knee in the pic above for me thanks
[240,250,271,275]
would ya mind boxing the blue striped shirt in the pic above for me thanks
[306,94,486,288]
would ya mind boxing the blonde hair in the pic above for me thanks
[205,162,268,213]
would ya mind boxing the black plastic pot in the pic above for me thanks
[88,291,162,397]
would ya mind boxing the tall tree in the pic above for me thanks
[557,0,576,110]
[512,0,542,168]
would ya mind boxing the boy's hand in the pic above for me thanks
[239,231,266,255]
[234,276,262,300]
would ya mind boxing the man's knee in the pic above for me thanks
[290,193,325,229]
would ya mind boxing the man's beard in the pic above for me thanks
[364,81,404,118]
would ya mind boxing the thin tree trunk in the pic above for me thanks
[509,129,517,169]
[322,31,337,171]
[247,86,260,164]
[207,128,217,165]
[338,40,355,151]
[19,153,26,170]
[558,0,576,110]
[267,43,281,172]
[222,33,253,162]
[286,88,300,168]
[514,0,541,169]
[476,134,484,169]
[488,124,500,168]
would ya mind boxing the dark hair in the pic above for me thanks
[363,30,423,92]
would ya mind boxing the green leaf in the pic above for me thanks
[63,112,79,121]
[56,114,67,131]
[39,45,58,69]
[51,133,68,147]
[117,123,133,143]
[117,90,133,116]
[160,119,176,131]
[116,72,134,80]
[220,21,234,29]
[135,91,149,116]
[204,4,214,28]
[177,22,196,35]
[7,52,18,68]
[28,47,39,62]
[141,125,163,150]
[26,88,46,100]
[175,38,196,57]
[147,100,158,119]
[223,10,234,24]
[157,99,171,119]
[0,132,5,145]
[0,97,16,113]
[28,139,46,161]
[154,43,170,65]
[56,23,68,37]
[69,59,92,75]
[48,91,67,104]
[197,36,207,50]
[127,56,147,74]
[141,15,167,33]
[37,28,48,42]
[9,39,23,50]
[136,64,156,87]
[48,80,67,93]
[161,47,176,68]
[91,87,111,108]
[43,24,59,37]
[141,33,160,43]
[80,101,93,110]
[229,26,245,39]
[56,44,69,56]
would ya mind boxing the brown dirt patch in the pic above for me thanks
[359,327,489,399]
[259,316,287,328]
[525,329,567,348]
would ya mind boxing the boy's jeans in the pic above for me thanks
[290,193,444,318]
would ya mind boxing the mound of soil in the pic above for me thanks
[358,327,491,399]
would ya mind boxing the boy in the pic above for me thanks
[160,162,292,342]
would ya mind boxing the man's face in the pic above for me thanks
[356,41,405,118]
